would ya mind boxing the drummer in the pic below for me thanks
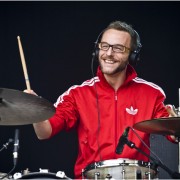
[25,20,177,179]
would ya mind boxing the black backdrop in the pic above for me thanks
[0,1,180,179]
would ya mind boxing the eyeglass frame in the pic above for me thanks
[98,42,131,53]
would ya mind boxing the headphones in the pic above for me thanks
[92,28,142,65]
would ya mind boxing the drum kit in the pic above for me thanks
[1,89,180,180]
[1,37,180,179]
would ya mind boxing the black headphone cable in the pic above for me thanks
[91,49,102,162]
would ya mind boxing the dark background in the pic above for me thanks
[0,1,179,179]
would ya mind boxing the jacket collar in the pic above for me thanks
[97,64,137,89]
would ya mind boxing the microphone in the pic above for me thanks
[13,129,20,166]
[116,127,130,154]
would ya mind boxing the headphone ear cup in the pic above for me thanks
[129,51,140,65]
[129,30,142,65]
[95,47,99,60]
[92,30,104,61]
[92,42,99,60]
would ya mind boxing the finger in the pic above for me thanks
[23,89,38,96]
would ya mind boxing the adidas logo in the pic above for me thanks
[126,106,138,115]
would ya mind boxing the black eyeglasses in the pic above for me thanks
[98,42,131,53]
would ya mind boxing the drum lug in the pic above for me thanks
[94,172,100,179]
[105,173,112,179]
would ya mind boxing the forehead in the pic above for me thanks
[101,29,131,45]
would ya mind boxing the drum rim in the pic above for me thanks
[18,172,61,179]
[83,158,157,173]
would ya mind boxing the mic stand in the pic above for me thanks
[125,139,180,179]
[0,139,13,152]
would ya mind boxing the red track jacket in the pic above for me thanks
[49,64,169,178]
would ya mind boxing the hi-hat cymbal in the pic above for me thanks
[133,117,180,136]
[0,88,55,125]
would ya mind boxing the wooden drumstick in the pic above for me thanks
[179,88,180,116]
[17,36,31,90]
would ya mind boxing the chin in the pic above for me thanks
[102,70,119,76]
[102,66,126,75]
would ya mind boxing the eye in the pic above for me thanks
[113,45,125,52]
[100,43,109,50]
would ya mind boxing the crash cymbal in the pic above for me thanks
[0,88,55,125]
[133,117,180,136]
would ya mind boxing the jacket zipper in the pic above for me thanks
[114,91,118,158]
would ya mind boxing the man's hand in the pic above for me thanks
[165,104,178,117]
[165,104,179,143]
[23,89,38,96]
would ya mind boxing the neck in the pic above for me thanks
[104,68,127,91]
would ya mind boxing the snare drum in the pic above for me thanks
[82,158,157,179]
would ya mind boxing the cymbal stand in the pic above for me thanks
[178,88,180,173]
[177,137,180,173]
[171,89,180,173]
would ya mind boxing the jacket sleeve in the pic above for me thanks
[153,90,169,119]
[49,88,79,137]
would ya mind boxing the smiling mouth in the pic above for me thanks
[104,59,116,64]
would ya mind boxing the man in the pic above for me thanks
[25,20,174,179]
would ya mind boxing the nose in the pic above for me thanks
[106,47,113,56]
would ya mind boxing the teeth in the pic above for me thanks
[105,60,114,64]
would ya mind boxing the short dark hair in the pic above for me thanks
[103,20,141,51]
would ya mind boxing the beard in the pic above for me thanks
[99,57,129,75]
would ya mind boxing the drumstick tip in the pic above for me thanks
[17,36,20,40]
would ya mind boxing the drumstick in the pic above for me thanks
[17,36,31,91]
[179,88,180,116]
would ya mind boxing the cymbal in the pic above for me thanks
[0,88,55,125]
[133,117,180,136]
